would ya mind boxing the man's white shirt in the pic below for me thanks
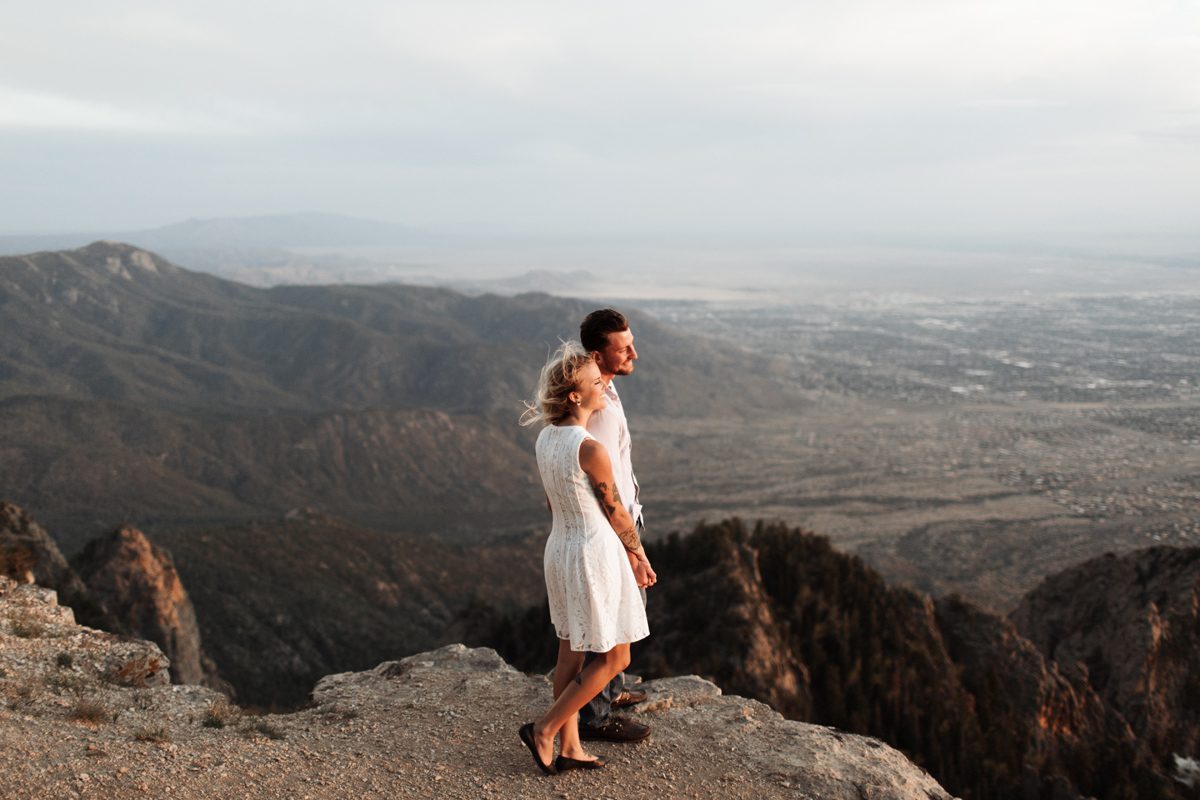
[585,380,642,527]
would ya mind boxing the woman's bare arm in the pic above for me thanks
[578,439,641,552]
[578,439,657,587]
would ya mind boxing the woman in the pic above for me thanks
[518,341,656,775]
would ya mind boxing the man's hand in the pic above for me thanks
[633,558,657,589]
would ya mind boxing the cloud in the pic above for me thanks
[0,86,176,131]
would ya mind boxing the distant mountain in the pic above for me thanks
[0,213,425,257]
[0,241,797,543]
[0,395,543,554]
[123,213,424,250]
[0,240,793,417]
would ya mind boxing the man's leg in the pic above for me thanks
[578,546,651,741]
[577,652,623,729]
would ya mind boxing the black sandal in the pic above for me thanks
[555,755,607,771]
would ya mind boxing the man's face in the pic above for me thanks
[595,328,637,378]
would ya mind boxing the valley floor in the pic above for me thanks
[635,399,1200,612]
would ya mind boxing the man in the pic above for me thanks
[577,308,652,743]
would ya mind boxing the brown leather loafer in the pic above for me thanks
[612,689,648,708]
[578,715,651,742]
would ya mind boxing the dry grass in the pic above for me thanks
[70,697,110,724]
[133,725,171,743]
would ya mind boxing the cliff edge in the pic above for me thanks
[0,578,953,799]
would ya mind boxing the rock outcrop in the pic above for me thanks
[313,644,955,800]
[0,502,110,628]
[639,534,813,718]
[0,574,171,689]
[1012,546,1200,761]
[935,595,1169,800]
[70,525,210,687]
[0,578,955,800]
[1,503,223,692]
[467,520,1191,799]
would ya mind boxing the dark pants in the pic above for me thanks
[579,585,648,728]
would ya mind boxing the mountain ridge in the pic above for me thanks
[1,241,798,543]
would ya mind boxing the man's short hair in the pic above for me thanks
[580,309,629,354]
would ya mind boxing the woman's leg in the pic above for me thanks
[532,642,630,762]
[529,639,585,766]
[551,641,592,762]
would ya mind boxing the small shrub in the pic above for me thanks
[10,617,45,639]
[0,666,7,678]
[56,652,74,669]
[133,725,171,743]
[8,677,41,711]
[202,699,239,729]
[48,671,86,694]
[71,698,110,724]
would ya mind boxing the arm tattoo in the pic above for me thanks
[615,523,642,553]
[591,480,642,552]
[591,481,619,518]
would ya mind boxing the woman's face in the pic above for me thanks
[571,361,608,411]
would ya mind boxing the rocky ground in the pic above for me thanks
[0,578,952,800]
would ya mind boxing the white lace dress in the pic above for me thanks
[537,423,650,652]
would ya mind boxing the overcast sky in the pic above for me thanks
[2,0,1199,247]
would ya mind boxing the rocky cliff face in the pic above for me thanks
[934,595,1170,799]
[471,520,1188,799]
[70,525,212,688]
[1012,546,1200,763]
[638,535,813,718]
[1,502,222,692]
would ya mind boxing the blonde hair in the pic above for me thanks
[521,340,594,427]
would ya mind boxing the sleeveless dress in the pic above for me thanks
[537,424,650,652]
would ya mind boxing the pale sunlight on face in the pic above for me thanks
[597,329,637,378]
[574,361,608,410]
